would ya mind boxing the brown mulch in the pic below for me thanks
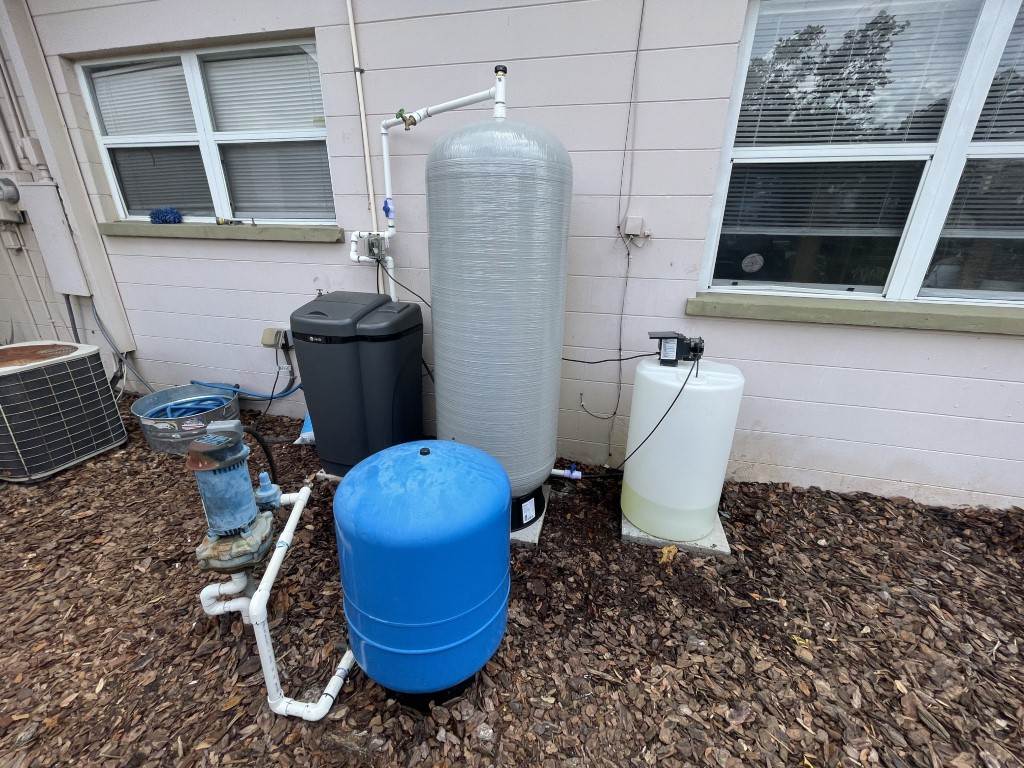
[1,402,1022,768]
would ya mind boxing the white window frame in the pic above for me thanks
[76,39,333,225]
[701,0,1024,306]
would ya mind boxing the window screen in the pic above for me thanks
[89,61,195,135]
[221,141,334,219]
[202,46,325,131]
[920,159,1024,297]
[737,0,983,145]
[973,6,1024,141]
[715,161,924,289]
[110,146,214,216]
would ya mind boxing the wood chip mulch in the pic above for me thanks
[1,404,1022,767]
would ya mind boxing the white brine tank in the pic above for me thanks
[621,338,744,543]
[427,118,572,529]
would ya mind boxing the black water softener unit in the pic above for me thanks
[290,291,423,475]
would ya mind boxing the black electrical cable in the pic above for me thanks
[243,424,279,486]
[421,358,435,383]
[255,348,283,430]
[63,294,81,343]
[378,259,431,308]
[588,359,697,479]
[562,352,656,365]
[579,0,647,440]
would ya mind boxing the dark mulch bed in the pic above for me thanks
[1,403,1022,767]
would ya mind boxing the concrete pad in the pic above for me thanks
[620,513,731,557]
[511,485,550,547]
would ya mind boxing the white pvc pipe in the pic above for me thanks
[493,72,506,120]
[551,468,582,481]
[350,71,506,305]
[197,486,357,721]
[345,0,379,234]
[200,572,251,622]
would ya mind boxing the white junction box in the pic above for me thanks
[17,181,90,296]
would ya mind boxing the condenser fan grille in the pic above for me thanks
[0,346,127,482]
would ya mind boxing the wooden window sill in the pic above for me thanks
[98,221,344,243]
[685,292,1024,336]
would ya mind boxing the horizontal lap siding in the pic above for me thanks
[19,0,1023,507]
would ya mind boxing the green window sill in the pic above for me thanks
[98,221,344,243]
[685,292,1024,336]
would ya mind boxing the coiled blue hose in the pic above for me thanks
[189,380,303,401]
[145,395,233,419]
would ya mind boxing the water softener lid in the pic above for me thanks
[290,291,389,337]
[356,301,423,337]
[335,440,511,546]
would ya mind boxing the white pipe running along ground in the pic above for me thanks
[550,468,583,481]
[349,69,507,301]
[197,485,357,721]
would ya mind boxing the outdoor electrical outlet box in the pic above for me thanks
[623,216,645,237]
[261,328,286,348]
[18,181,91,296]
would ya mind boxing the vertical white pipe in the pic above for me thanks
[345,0,379,234]
[384,254,397,301]
[493,73,506,120]
[380,126,394,234]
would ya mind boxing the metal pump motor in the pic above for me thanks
[186,420,280,572]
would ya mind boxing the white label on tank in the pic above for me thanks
[660,338,678,361]
[522,498,536,524]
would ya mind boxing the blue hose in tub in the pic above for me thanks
[189,380,303,401]
[144,396,234,419]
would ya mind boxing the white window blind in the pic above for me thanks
[221,142,334,219]
[202,47,325,132]
[973,6,1024,141]
[921,159,1024,296]
[90,61,195,135]
[715,161,924,289]
[109,146,214,215]
[722,162,924,234]
[737,0,983,145]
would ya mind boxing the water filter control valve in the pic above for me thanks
[649,331,704,367]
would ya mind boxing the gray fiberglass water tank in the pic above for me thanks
[427,118,572,530]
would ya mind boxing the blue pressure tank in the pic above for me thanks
[334,440,511,698]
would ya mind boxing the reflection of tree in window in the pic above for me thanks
[741,12,910,144]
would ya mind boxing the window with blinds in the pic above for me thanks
[709,0,1024,298]
[202,47,325,132]
[83,42,334,222]
[920,156,1024,298]
[738,0,983,145]
[973,7,1024,141]
[222,142,334,219]
[110,147,214,216]
[90,60,195,135]
[716,162,924,289]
